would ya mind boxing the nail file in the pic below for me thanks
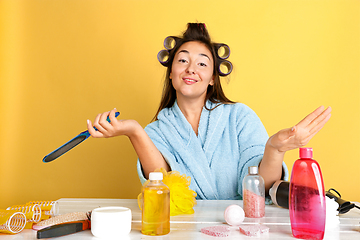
[42,112,120,163]
[37,220,90,239]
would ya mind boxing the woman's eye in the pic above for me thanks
[178,59,187,63]
[199,62,207,67]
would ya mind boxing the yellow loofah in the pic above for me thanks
[138,168,197,216]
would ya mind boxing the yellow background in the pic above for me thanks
[0,0,359,208]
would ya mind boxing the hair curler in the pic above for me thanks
[214,43,232,76]
[25,201,59,219]
[218,60,233,76]
[6,204,41,224]
[157,49,170,66]
[0,210,27,234]
[158,36,180,66]
[163,36,179,50]
[214,43,231,60]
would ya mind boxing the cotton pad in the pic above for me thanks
[239,224,269,236]
[201,225,231,237]
[325,196,340,228]
[224,204,245,226]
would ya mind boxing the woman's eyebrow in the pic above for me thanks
[178,50,190,54]
[178,50,210,60]
[199,53,210,60]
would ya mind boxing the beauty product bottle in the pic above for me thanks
[242,166,265,218]
[289,148,326,240]
[141,172,170,236]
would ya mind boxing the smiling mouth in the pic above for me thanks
[183,78,198,84]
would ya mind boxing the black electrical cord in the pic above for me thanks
[326,188,360,214]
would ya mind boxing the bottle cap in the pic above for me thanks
[299,148,313,159]
[248,166,258,175]
[149,172,163,180]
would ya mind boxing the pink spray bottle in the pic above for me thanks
[289,148,326,240]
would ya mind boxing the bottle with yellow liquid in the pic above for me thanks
[141,172,170,236]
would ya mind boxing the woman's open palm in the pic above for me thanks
[269,106,332,152]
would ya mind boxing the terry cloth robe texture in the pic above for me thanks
[137,100,289,200]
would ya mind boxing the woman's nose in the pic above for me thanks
[186,62,196,74]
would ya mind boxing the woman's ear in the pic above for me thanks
[209,76,214,86]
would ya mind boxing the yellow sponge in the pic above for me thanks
[138,168,197,216]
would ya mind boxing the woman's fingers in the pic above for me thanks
[307,107,332,134]
[296,107,331,135]
[88,109,121,138]
[88,112,111,137]
[108,109,118,127]
[87,119,104,138]
[306,113,331,142]
[95,112,111,131]
[292,107,331,146]
[296,106,324,128]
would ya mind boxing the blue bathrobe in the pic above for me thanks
[137,100,288,200]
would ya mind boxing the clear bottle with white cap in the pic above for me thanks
[141,172,170,236]
[242,166,265,218]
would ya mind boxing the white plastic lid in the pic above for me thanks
[149,172,163,180]
[91,206,132,238]
[248,166,258,174]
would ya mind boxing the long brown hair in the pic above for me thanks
[152,23,234,121]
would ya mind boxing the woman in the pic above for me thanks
[87,23,331,200]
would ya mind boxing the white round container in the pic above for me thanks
[91,206,132,238]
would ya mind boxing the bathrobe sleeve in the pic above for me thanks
[136,120,177,185]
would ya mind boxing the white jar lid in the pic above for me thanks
[91,206,132,238]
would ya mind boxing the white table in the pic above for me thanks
[2,198,360,239]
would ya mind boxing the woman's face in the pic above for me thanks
[170,41,214,102]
